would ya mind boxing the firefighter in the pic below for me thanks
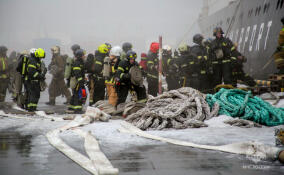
[190,34,214,92]
[68,49,86,113]
[210,27,237,86]
[88,44,109,105]
[0,46,9,102]
[146,42,159,96]
[7,51,18,100]
[115,50,147,106]
[104,46,122,106]
[121,42,132,61]
[139,53,148,72]
[176,43,191,87]
[26,48,46,111]
[66,44,81,88]
[46,46,71,105]
[231,43,256,87]
[162,45,180,91]
[274,17,284,74]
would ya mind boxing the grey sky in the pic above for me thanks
[0,0,203,59]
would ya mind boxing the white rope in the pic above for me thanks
[120,121,281,160]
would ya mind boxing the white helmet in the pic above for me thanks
[30,48,37,56]
[30,48,37,54]
[163,45,172,52]
[109,46,122,57]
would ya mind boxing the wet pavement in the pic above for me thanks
[107,145,284,175]
[0,131,284,175]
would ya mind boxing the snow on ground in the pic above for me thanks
[1,111,283,155]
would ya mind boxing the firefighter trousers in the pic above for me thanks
[48,77,71,103]
[212,62,233,86]
[147,76,158,97]
[91,76,105,105]
[69,87,83,112]
[0,78,8,102]
[26,80,40,111]
[116,84,147,106]
[166,75,180,91]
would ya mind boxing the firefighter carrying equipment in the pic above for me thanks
[206,88,284,126]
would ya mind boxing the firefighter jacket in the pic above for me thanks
[190,44,212,76]
[0,56,8,79]
[162,54,178,76]
[71,58,85,87]
[116,60,139,84]
[27,57,43,81]
[146,51,158,79]
[210,36,237,64]
[93,51,107,77]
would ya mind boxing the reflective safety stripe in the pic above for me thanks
[147,61,154,64]
[22,57,27,75]
[222,60,231,63]
[141,57,147,60]
[197,56,202,59]
[137,99,147,103]
[118,67,124,72]
[212,61,219,64]
[204,56,208,60]
[69,105,82,109]
[0,74,7,79]
[27,103,37,107]
[231,57,237,60]
[1,57,6,71]
[167,59,172,65]
[105,77,115,84]
[28,64,37,69]
[222,42,227,46]
[33,72,39,77]
[95,61,102,65]
[231,46,235,51]
[73,67,81,70]
[189,61,194,65]
[77,77,83,81]
[181,64,187,68]
[200,70,206,74]
[147,73,158,79]
[120,73,124,79]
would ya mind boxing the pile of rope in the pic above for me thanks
[206,88,284,126]
[125,87,219,130]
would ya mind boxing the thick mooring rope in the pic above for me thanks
[206,88,284,126]
[125,87,219,130]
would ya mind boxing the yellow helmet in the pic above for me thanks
[98,44,109,54]
[178,43,188,53]
[35,48,45,58]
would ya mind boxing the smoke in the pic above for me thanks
[0,0,202,61]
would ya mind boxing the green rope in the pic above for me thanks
[206,88,284,126]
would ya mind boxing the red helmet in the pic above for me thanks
[150,42,159,53]
[141,53,147,58]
